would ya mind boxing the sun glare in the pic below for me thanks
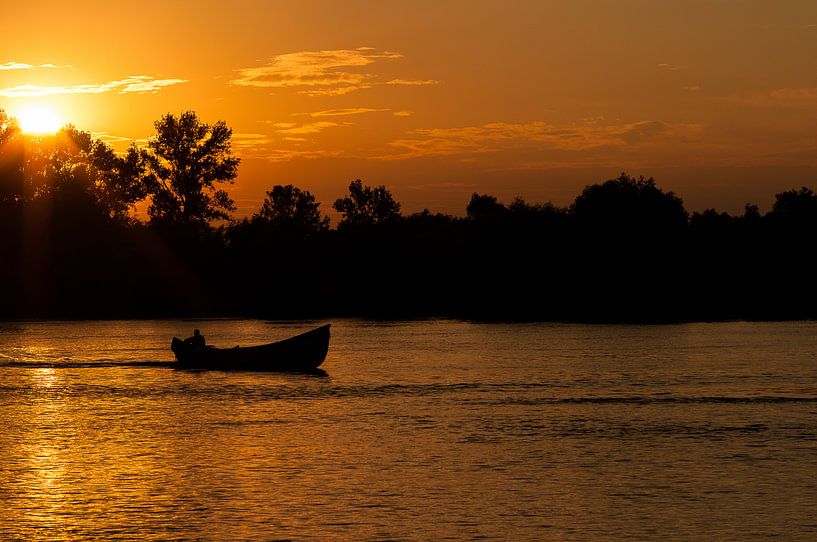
[14,106,64,135]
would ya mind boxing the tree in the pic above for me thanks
[742,203,761,222]
[0,108,19,146]
[0,109,23,204]
[21,126,148,220]
[466,193,507,222]
[86,139,148,221]
[254,184,329,234]
[142,111,239,225]
[333,179,401,227]
[570,173,688,233]
[770,187,817,227]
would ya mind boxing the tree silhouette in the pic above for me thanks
[86,139,148,221]
[0,109,23,204]
[466,193,507,222]
[0,109,19,145]
[333,179,401,227]
[142,111,239,225]
[770,187,817,228]
[742,203,761,222]
[571,173,688,233]
[255,184,329,234]
[20,126,147,220]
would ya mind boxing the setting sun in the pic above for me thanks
[14,106,63,134]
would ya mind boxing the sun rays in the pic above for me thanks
[13,105,64,134]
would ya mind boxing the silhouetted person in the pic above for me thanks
[184,329,206,351]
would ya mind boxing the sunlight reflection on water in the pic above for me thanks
[0,319,816,540]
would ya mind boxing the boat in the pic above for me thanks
[171,324,330,371]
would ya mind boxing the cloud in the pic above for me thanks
[232,133,273,150]
[230,48,438,96]
[721,87,817,107]
[0,75,186,97]
[256,149,345,162]
[271,121,350,135]
[90,132,134,144]
[0,61,72,71]
[305,108,390,117]
[374,120,698,160]
[407,181,479,192]
[385,79,439,86]
[298,86,366,97]
[117,76,187,93]
[230,48,401,95]
[768,87,817,100]
[394,110,414,117]
[89,132,149,151]
[658,63,684,71]
[267,121,296,128]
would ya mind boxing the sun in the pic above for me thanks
[14,105,64,135]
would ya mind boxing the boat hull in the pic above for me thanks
[171,324,330,371]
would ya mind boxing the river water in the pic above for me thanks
[0,319,815,540]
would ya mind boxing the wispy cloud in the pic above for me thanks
[0,61,72,71]
[374,120,700,160]
[231,48,438,96]
[658,63,684,71]
[304,108,390,117]
[394,110,414,117]
[0,75,187,97]
[91,132,145,143]
[385,79,439,86]
[230,48,401,95]
[298,86,365,97]
[89,132,149,151]
[720,86,817,107]
[271,121,348,135]
[232,133,273,150]
[256,149,345,162]
[768,87,817,100]
[407,181,479,192]
[117,76,187,93]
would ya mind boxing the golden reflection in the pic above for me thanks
[32,366,58,387]
[21,367,68,535]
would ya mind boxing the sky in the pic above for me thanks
[1,0,816,217]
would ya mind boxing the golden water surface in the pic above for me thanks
[0,320,816,540]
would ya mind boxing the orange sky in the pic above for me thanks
[2,0,817,217]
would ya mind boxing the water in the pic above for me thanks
[0,319,816,540]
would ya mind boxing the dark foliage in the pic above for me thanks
[142,111,239,226]
[333,179,401,228]
[1,107,816,322]
[571,173,688,234]
[255,184,329,235]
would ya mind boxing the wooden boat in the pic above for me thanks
[171,324,330,371]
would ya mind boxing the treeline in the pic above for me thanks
[1,108,816,321]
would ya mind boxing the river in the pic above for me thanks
[0,319,815,540]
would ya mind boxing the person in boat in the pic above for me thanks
[184,329,206,351]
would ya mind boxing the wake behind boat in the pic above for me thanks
[171,324,330,371]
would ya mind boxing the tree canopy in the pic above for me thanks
[0,110,23,204]
[333,179,401,227]
[770,187,817,228]
[255,184,329,234]
[570,173,688,233]
[466,193,507,222]
[142,111,239,225]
